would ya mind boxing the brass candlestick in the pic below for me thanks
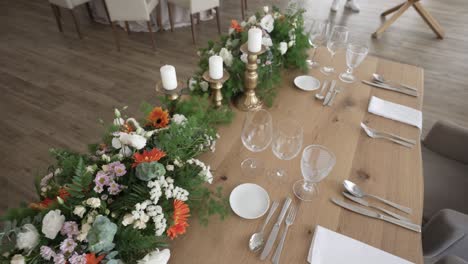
[235,43,267,111]
[202,70,230,108]
[155,81,186,102]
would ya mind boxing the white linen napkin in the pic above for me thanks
[308,225,414,264]
[368,96,422,130]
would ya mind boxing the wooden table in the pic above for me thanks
[171,48,425,263]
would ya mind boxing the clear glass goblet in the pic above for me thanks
[339,43,369,83]
[306,20,330,68]
[321,25,349,75]
[241,109,273,177]
[293,145,336,201]
[268,119,303,181]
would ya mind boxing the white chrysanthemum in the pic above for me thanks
[199,81,209,92]
[219,48,233,67]
[188,78,197,91]
[172,114,187,125]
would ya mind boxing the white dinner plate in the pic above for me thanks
[229,183,270,219]
[294,75,321,91]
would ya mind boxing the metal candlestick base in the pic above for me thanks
[155,81,186,102]
[202,70,230,108]
[235,43,267,111]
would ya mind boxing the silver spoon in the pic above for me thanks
[343,180,412,214]
[372,73,418,92]
[249,201,279,252]
[315,80,329,100]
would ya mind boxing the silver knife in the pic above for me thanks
[362,80,418,97]
[260,197,292,260]
[323,80,336,106]
[342,192,411,222]
[331,198,421,233]
[327,87,341,106]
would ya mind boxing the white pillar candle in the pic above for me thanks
[209,55,223,79]
[248,28,262,53]
[160,65,177,90]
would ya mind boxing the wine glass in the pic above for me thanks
[339,43,369,83]
[241,109,273,177]
[306,20,330,68]
[320,25,349,75]
[293,145,336,201]
[268,119,303,180]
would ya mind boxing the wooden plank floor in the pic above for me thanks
[1,0,467,215]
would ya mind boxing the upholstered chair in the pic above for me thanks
[49,0,93,39]
[422,120,468,221]
[104,0,160,51]
[423,209,468,263]
[166,0,221,44]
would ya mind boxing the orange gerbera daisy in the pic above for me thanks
[132,148,166,168]
[230,20,243,33]
[167,200,190,240]
[86,253,105,264]
[147,107,170,128]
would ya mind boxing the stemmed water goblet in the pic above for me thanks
[268,119,303,181]
[306,20,330,68]
[339,43,369,83]
[320,25,349,75]
[241,109,273,177]
[293,145,336,201]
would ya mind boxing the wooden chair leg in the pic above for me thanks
[381,2,405,17]
[147,21,156,51]
[412,2,445,39]
[372,1,412,38]
[70,9,83,39]
[240,0,245,20]
[215,7,221,34]
[190,14,196,44]
[167,3,174,32]
[102,0,111,23]
[244,0,247,10]
[110,21,120,51]
[156,4,162,29]
[50,4,63,32]
[85,2,94,21]
[125,21,130,35]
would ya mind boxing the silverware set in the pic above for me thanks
[248,197,297,263]
[315,80,341,106]
[361,122,417,148]
[362,73,419,97]
[335,180,421,233]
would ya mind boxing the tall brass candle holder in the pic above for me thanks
[155,81,186,102]
[235,43,266,111]
[202,70,230,108]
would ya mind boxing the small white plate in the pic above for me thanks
[229,183,270,219]
[294,75,321,91]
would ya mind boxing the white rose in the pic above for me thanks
[219,48,233,67]
[263,6,269,13]
[119,133,146,150]
[137,249,170,264]
[166,165,174,171]
[10,254,25,264]
[86,198,101,208]
[279,42,288,55]
[247,15,257,25]
[188,78,197,91]
[16,224,39,251]
[240,53,248,64]
[262,37,273,47]
[73,206,86,218]
[122,213,135,226]
[260,14,274,33]
[42,210,65,240]
[199,81,209,92]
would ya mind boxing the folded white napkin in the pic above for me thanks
[308,225,413,264]
[368,96,422,129]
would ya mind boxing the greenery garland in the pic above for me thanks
[0,5,309,264]
[189,5,310,106]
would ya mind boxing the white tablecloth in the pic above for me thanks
[90,0,213,32]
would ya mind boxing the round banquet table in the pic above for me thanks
[89,0,213,32]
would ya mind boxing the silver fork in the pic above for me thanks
[272,205,297,264]
[360,122,416,148]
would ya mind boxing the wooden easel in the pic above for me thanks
[373,0,445,39]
